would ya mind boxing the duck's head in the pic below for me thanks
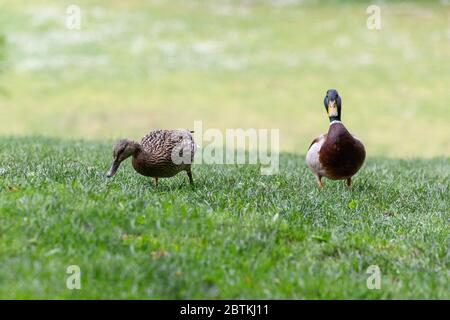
[324,89,341,122]
[106,139,141,178]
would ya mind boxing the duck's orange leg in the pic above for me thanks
[316,175,323,188]
[346,177,352,188]
[153,177,159,187]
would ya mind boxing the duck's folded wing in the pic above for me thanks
[141,130,166,150]
[168,129,197,162]
[308,134,327,150]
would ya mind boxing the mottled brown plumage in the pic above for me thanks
[107,129,196,185]
[306,89,366,188]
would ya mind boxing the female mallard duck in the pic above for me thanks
[306,89,366,188]
[106,129,196,186]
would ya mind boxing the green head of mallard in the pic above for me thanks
[324,89,342,122]
[106,139,141,178]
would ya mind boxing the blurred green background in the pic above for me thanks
[0,0,449,156]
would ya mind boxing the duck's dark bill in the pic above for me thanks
[106,161,120,178]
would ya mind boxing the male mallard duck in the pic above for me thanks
[106,129,196,186]
[306,89,366,188]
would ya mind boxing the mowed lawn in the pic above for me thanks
[0,137,448,299]
[0,0,449,300]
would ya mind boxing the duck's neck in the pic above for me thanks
[329,118,342,126]
[132,143,145,158]
[133,145,152,160]
[327,119,349,138]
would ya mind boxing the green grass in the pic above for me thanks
[0,137,448,299]
[0,0,449,156]
[0,0,448,300]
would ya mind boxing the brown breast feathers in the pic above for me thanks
[319,123,366,179]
